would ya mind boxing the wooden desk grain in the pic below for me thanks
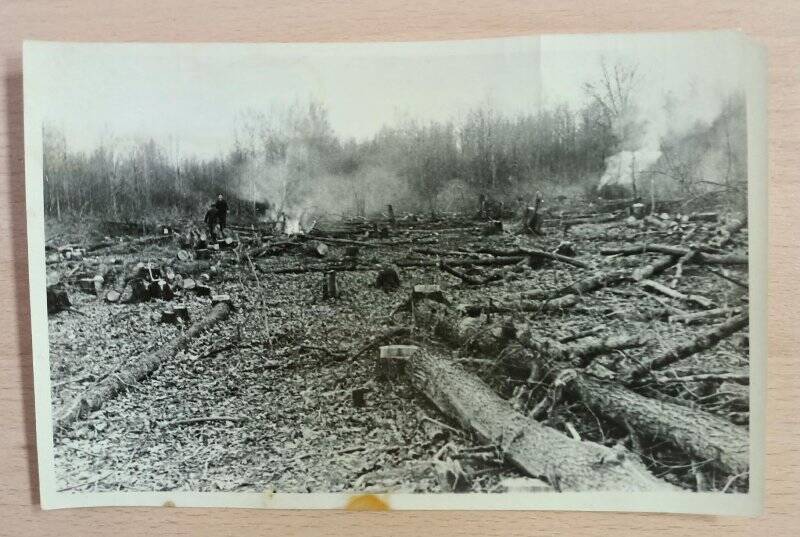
[1,1,797,534]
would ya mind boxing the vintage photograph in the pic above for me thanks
[24,33,765,511]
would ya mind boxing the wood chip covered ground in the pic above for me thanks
[45,205,750,494]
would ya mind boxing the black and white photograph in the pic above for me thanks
[24,32,766,512]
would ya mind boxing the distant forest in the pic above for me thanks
[42,62,748,223]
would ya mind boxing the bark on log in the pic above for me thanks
[101,234,174,254]
[601,244,747,266]
[639,279,714,309]
[668,307,743,324]
[711,214,747,248]
[440,262,501,286]
[416,301,642,368]
[55,301,232,430]
[396,257,526,268]
[631,254,679,282]
[403,348,675,491]
[622,312,749,382]
[266,263,378,274]
[565,373,749,475]
[552,213,621,226]
[413,301,748,477]
[513,269,631,302]
[470,247,592,269]
[462,294,578,316]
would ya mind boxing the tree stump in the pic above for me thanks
[376,345,419,381]
[128,279,151,303]
[412,284,447,305]
[631,203,646,219]
[375,267,400,292]
[195,284,212,297]
[174,304,190,322]
[177,249,191,262]
[150,280,174,301]
[352,387,368,408]
[77,275,104,295]
[322,270,338,300]
[182,277,197,291]
[160,309,178,324]
[46,287,70,314]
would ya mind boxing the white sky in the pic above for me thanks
[27,32,747,159]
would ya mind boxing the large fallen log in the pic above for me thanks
[264,263,378,274]
[470,247,592,269]
[401,348,675,491]
[639,279,714,309]
[508,253,681,303]
[507,269,631,302]
[564,372,749,475]
[461,294,579,315]
[440,262,501,286]
[396,257,526,268]
[600,244,747,266]
[414,301,749,477]
[55,301,232,430]
[711,214,747,248]
[91,234,174,254]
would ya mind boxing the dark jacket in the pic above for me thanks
[215,199,228,218]
[204,207,218,225]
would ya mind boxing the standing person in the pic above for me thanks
[215,193,228,233]
[204,204,219,242]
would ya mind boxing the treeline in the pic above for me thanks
[42,85,747,223]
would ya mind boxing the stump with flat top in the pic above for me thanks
[376,344,419,381]
[174,304,190,322]
[160,309,178,324]
[412,284,447,306]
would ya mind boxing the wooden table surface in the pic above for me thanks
[1,1,797,535]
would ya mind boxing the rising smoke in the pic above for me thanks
[596,62,742,195]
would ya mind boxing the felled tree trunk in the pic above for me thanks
[413,300,749,478]
[462,293,578,315]
[471,247,592,269]
[55,301,232,430]
[403,348,675,491]
[601,244,747,266]
[621,312,749,382]
[711,214,747,248]
[396,257,526,268]
[565,373,749,475]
